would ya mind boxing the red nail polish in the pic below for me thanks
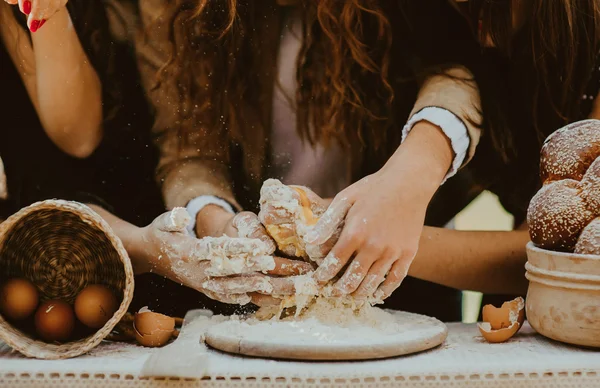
[38,20,46,29]
[23,0,31,15]
[30,20,40,33]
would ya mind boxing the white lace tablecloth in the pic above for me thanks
[1,319,599,388]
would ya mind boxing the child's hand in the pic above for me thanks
[222,211,278,253]
[196,207,277,254]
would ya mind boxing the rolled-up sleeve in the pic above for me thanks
[408,66,482,166]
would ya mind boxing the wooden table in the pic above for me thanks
[1,317,599,388]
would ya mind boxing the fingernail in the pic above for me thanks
[38,19,46,29]
[23,0,31,14]
[29,20,40,32]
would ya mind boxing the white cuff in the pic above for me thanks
[402,106,470,184]
[185,195,236,236]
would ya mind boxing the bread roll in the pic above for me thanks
[528,119,600,252]
[540,119,600,182]
[528,180,595,251]
[575,218,600,255]
[580,157,600,211]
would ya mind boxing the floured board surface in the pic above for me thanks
[204,310,447,361]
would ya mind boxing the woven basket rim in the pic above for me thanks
[0,199,134,359]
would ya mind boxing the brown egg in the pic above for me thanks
[479,297,525,343]
[35,300,74,342]
[74,285,118,329]
[133,307,175,347]
[0,278,39,320]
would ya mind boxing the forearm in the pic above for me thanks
[409,227,530,295]
[86,204,149,274]
[32,7,102,158]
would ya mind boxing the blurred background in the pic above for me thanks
[454,191,514,323]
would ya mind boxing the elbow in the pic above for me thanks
[43,108,104,158]
[65,123,103,158]
[47,122,104,159]
[66,136,102,159]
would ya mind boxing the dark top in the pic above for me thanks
[0,3,178,315]
[0,3,164,226]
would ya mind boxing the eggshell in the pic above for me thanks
[0,278,39,320]
[482,297,525,332]
[502,297,526,332]
[133,309,175,347]
[35,300,74,342]
[75,285,118,329]
[479,297,525,343]
[478,321,520,343]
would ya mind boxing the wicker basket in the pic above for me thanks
[0,200,134,359]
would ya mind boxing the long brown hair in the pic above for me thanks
[160,0,394,153]
[470,0,600,156]
[161,0,600,166]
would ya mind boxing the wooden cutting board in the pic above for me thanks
[205,310,447,361]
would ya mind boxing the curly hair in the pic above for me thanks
[159,0,394,153]
[160,0,600,170]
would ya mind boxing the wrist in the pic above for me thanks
[384,121,453,195]
[120,226,152,275]
[195,204,234,238]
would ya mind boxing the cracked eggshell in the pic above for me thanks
[482,296,525,332]
[479,297,525,343]
[133,308,175,347]
[478,321,520,343]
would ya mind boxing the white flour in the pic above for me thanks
[204,254,275,276]
[218,299,415,345]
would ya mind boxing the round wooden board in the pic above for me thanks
[204,310,448,361]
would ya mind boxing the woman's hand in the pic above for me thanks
[4,0,67,31]
[304,171,427,300]
[304,121,454,301]
[195,206,277,254]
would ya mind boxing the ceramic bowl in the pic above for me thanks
[525,242,600,347]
